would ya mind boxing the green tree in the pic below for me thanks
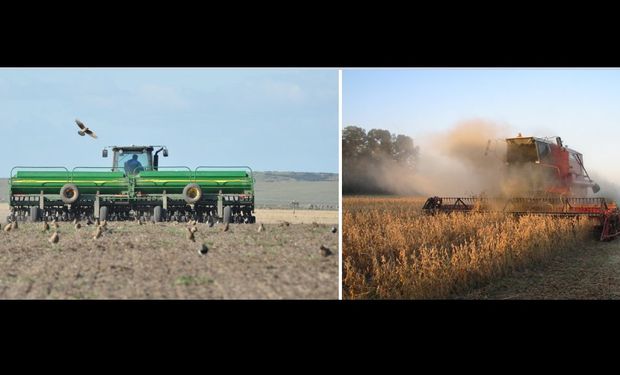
[367,129,393,161]
[342,126,368,160]
[342,125,419,194]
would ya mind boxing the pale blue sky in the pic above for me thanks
[0,69,338,176]
[343,69,620,183]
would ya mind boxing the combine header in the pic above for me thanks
[8,145,255,224]
[422,135,620,241]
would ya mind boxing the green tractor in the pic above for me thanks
[8,145,255,224]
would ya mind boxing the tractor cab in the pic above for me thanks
[504,135,599,196]
[102,145,168,176]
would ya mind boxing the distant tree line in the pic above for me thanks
[343,126,419,194]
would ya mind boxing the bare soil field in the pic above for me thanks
[0,204,7,223]
[253,171,338,209]
[255,209,337,224]
[0,217,338,299]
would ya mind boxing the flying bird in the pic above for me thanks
[75,119,98,139]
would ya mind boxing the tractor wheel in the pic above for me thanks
[153,206,163,222]
[60,184,80,204]
[182,183,203,204]
[29,207,40,222]
[99,206,109,221]
[223,206,231,224]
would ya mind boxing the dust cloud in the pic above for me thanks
[588,171,620,203]
[408,119,511,196]
[349,119,620,199]
[423,120,618,198]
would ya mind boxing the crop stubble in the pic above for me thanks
[0,216,338,299]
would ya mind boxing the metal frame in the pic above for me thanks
[422,196,620,241]
[8,164,255,223]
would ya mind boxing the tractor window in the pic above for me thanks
[536,141,552,163]
[119,152,148,175]
[506,138,538,164]
[569,152,584,176]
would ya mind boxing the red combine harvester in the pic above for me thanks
[422,134,620,241]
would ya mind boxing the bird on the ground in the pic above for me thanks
[75,223,81,230]
[331,226,338,234]
[257,223,265,232]
[93,226,102,240]
[86,218,94,226]
[75,119,98,139]
[281,221,290,227]
[49,231,59,244]
[190,226,198,234]
[198,243,209,256]
[319,245,332,257]
[187,228,196,242]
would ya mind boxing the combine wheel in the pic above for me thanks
[223,206,231,224]
[29,207,40,222]
[60,184,80,204]
[100,206,109,221]
[183,183,203,204]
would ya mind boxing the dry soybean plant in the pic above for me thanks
[343,197,593,299]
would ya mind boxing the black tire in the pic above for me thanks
[223,206,231,224]
[29,207,40,222]
[153,206,163,222]
[99,206,108,221]
[182,183,203,204]
[60,184,79,204]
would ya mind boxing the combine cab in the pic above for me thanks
[8,145,255,224]
[423,135,620,241]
